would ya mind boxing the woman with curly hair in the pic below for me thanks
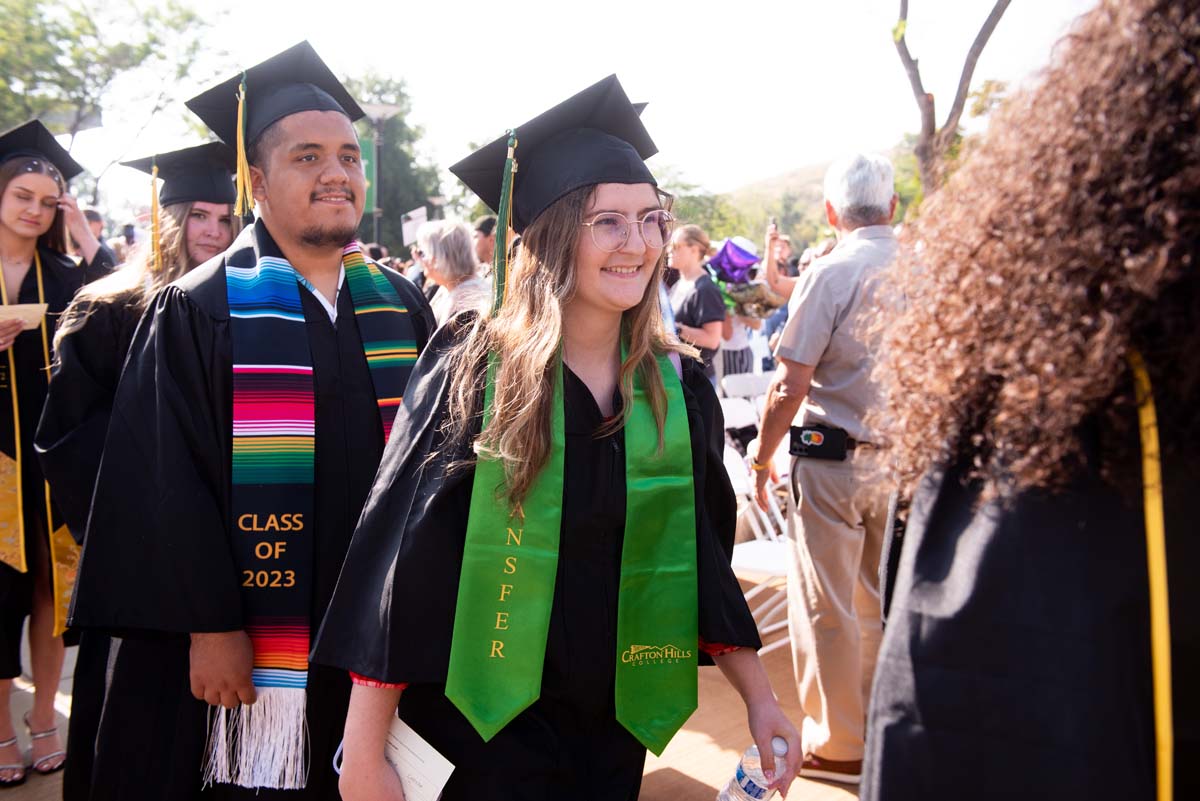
[861,1,1199,798]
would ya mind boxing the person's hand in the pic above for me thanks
[0,320,24,352]
[339,755,407,801]
[746,439,778,512]
[57,193,88,238]
[57,192,103,262]
[189,631,257,709]
[746,698,802,796]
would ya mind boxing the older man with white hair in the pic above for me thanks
[748,153,898,785]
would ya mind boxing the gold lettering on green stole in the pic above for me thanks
[490,527,522,658]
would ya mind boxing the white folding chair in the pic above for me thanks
[731,539,792,656]
[721,372,773,400]
[718,396,758,431]
[722,445,775,542]
[753,437,793,535]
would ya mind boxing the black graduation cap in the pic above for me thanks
[0,119,83,183]
[450,75,657,235]
[185,41,364,148]
[122,142,236,206]
[185,41,364,215]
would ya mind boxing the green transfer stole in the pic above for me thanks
[444,351,699,756]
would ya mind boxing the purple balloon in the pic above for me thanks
[707,239,761,284]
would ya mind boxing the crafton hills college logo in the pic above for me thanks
[621,643,695,666]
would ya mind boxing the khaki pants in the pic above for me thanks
[786,452,888,761]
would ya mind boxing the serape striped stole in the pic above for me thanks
[203,241,414,790]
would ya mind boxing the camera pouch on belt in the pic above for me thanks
[789,424,849,461]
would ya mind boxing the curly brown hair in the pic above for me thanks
[872,0,1200,494]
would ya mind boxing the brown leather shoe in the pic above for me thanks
[802,754,862,784]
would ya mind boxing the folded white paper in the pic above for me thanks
[385,716,455,801]
[0,303,47,330]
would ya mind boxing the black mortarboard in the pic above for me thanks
[185,41,364,147]
[122,142,236,206]
[449,75,657,236]
[184,41,364,215]
[0,119,83,182]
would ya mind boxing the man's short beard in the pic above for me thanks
[299,224,359,249]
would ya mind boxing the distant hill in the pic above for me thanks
[702,141,916,247]
[725,161,828,212]
[677,160,831,249]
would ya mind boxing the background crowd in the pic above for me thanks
[0,0,1194,799]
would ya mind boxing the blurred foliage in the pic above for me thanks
[344,74,442,257]
[0,0,211,138]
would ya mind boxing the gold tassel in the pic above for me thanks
[234,74,254,216]
[150,162,163,273]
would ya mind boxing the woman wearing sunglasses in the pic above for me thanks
[315,76,801,800]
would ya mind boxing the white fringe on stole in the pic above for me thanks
[202,687,309,789]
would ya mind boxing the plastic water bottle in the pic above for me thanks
[716,736,789,800]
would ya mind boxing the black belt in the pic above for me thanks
[789,424,877,461]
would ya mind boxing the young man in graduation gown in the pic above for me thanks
[69,42,435,800]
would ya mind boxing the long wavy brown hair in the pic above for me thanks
[442,183,695,506]
[55,201,240,349]
[872,0,1200,494]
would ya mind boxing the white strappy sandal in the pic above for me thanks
[23,714,65,776]
[0,736,27,788]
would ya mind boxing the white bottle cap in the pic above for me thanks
[770,736,788,757]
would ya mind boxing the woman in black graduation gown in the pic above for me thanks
[0,120,112,787]
[315,77,801,801]
[34,142,240,801]
[860,2,1199,798]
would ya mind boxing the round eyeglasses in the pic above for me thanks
[581,210,675,252]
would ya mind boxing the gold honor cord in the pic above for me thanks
[1128,350,1173,801]
[0,257,28,573]
[0,253,78,636]
[150,162,163,273]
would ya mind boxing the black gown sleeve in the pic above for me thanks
[81,244,117,280]
[69,284,242,634]
[312,319,474,682]
[35,299,136,541]
[681,357,762,659]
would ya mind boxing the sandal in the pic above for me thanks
[0,736,26,788]
[23,714,65,775]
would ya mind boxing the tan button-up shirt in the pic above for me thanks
[774,224,897,443]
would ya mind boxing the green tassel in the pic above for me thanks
[491,130,518,313]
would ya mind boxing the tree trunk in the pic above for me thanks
[895,0,1011,194]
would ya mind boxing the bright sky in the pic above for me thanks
[71,0,1096,221]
